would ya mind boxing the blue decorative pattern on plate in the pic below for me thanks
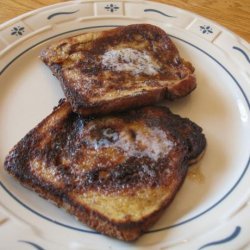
[19,240,45,250]
[10,26,25,36]
[198,226,241,250]
[200,25,213,34]
[47,10,79,20]
[105,4,119,12]
[144,8,176,18]
[232,46,250,64]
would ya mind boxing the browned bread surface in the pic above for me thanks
[41,24,196,116]
[4,100,206,241]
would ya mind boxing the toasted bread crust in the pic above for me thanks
[4,100,206,241]
[41,24,196,116]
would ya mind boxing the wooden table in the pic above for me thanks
[0,0,249,42]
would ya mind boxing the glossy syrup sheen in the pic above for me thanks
[187,163,205,183]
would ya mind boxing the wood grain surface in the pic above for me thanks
[0,0,249,42]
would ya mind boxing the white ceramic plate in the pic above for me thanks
[0,1,250,249]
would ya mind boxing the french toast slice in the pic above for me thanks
[4,100,206,241]
[41,24,196,116]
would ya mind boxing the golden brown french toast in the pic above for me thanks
[41,24,196,116]
[4,100,206,241]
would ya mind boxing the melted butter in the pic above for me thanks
[187,164,204,183]
[89,122,173,161]
[101,48,160,75]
